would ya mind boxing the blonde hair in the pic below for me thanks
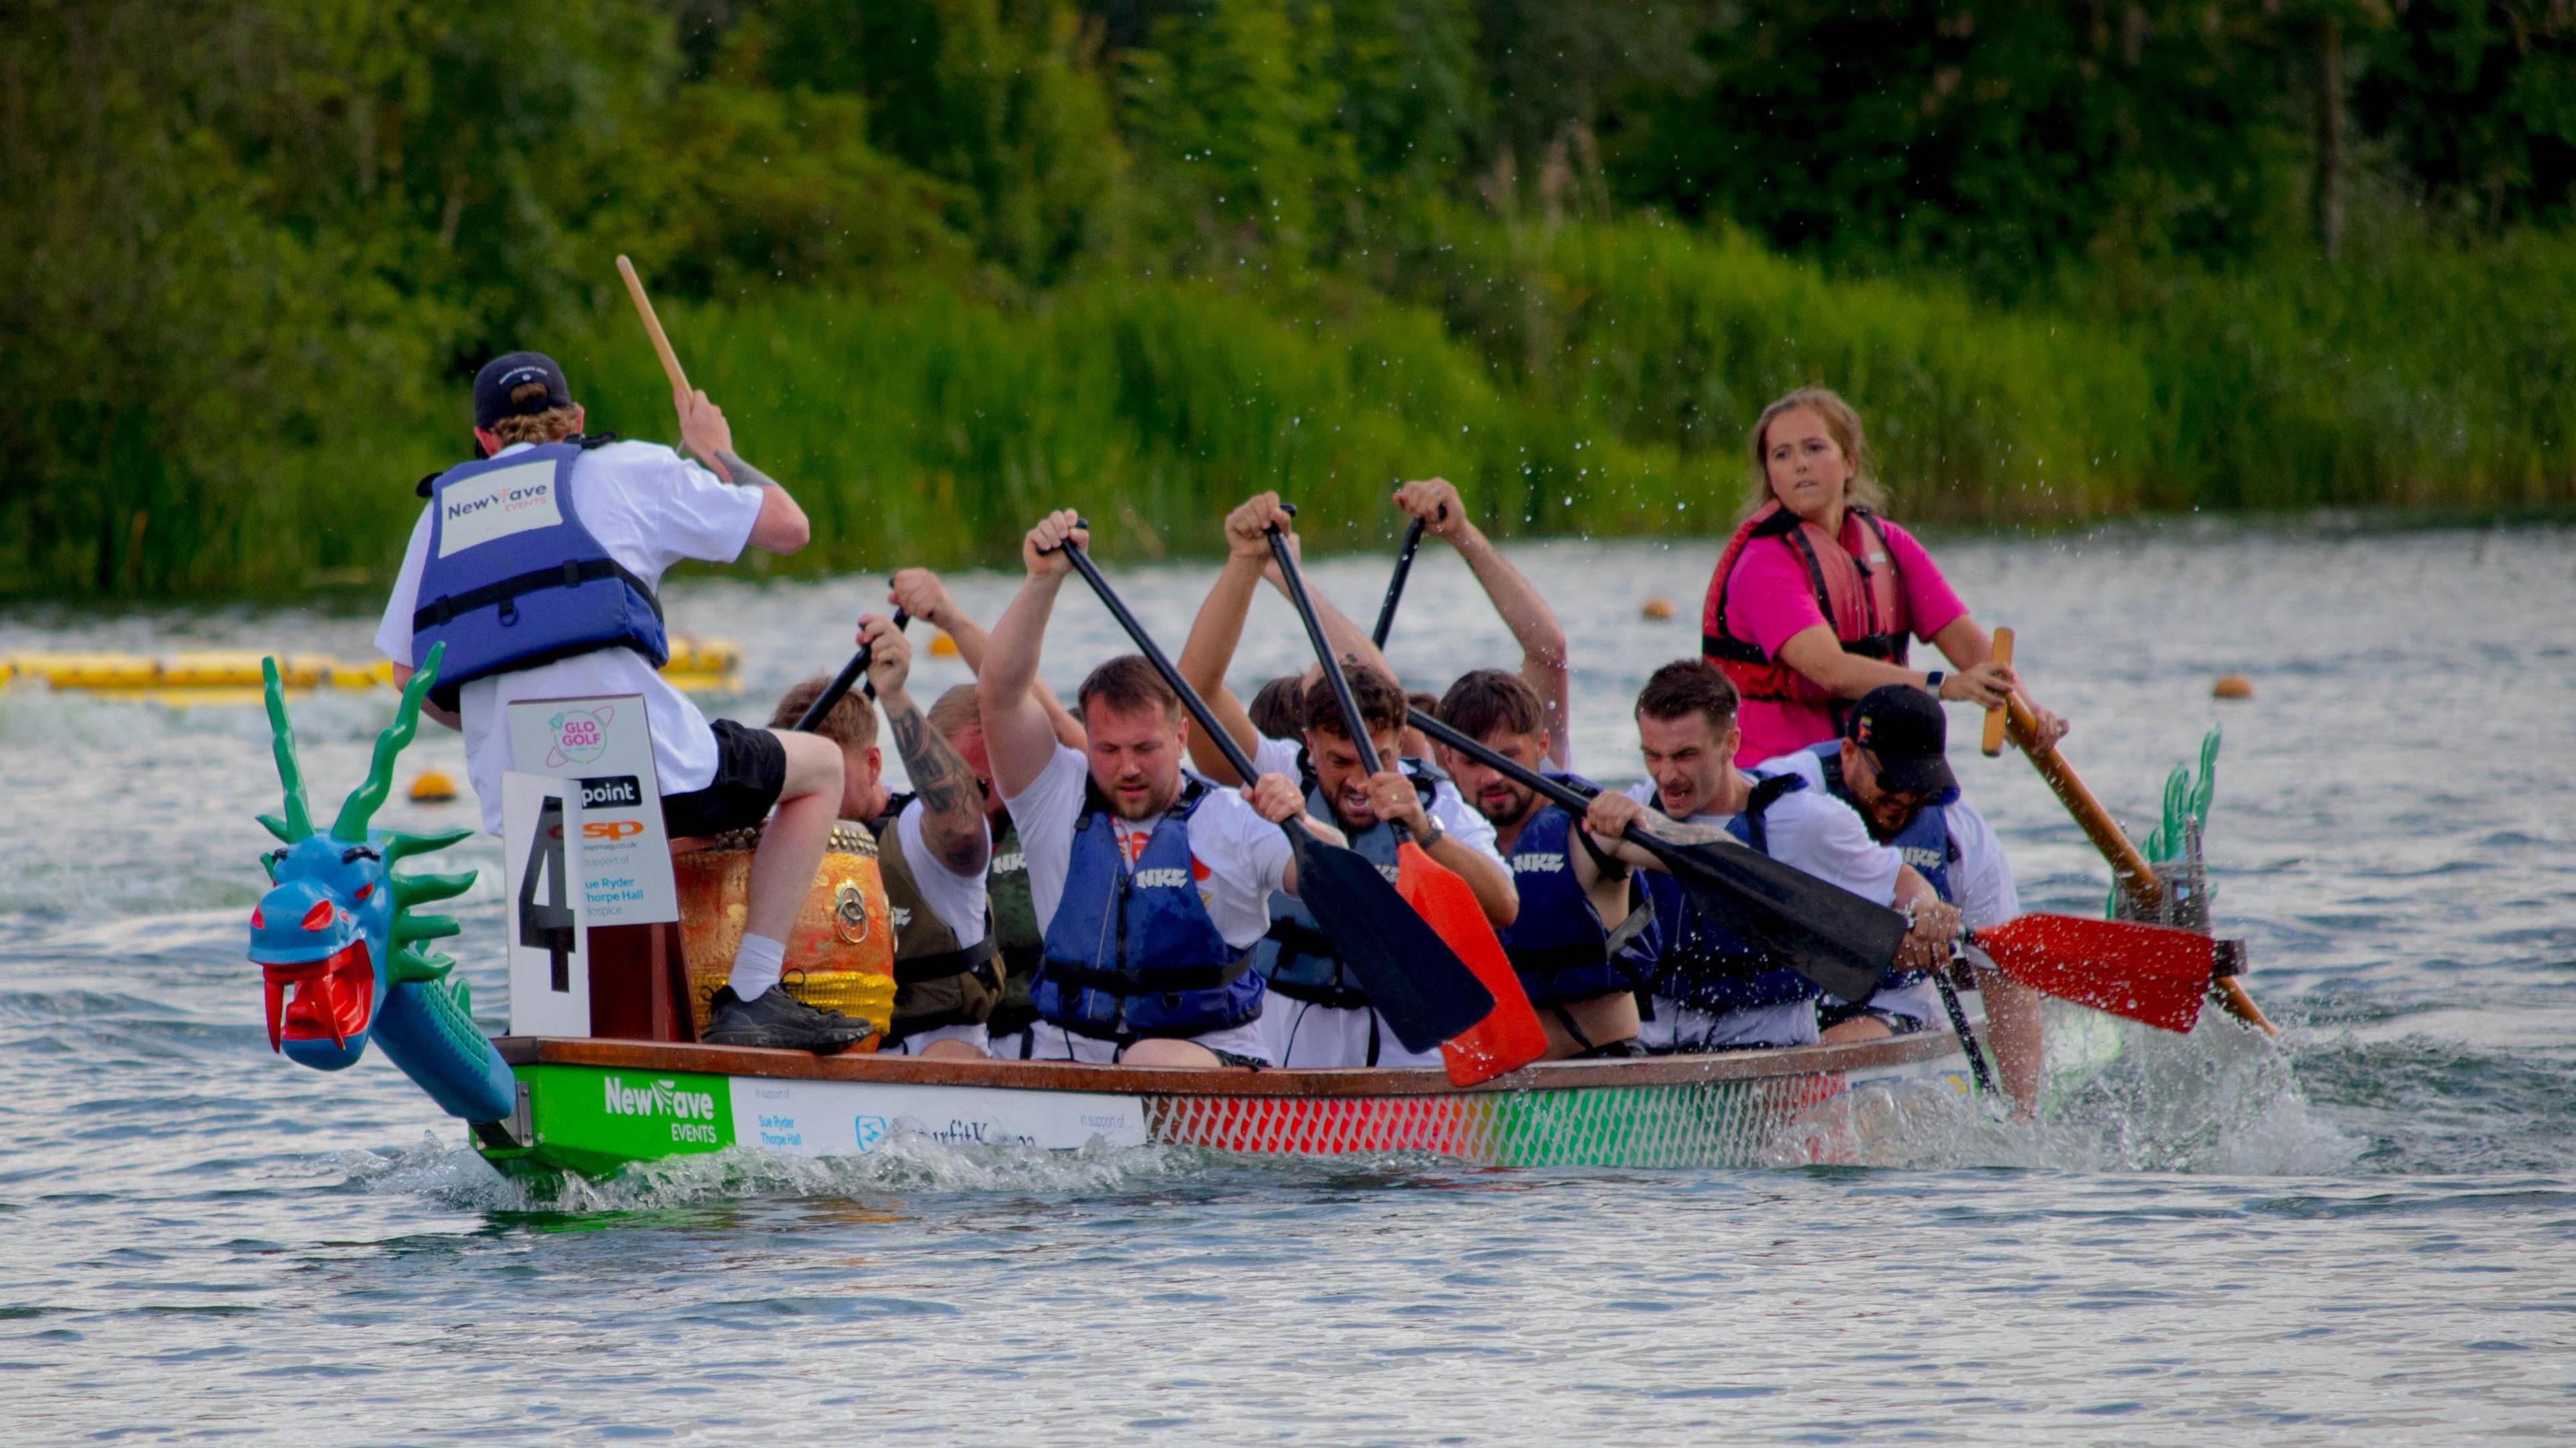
[486,404,583,448]
[1739,387,1889,522]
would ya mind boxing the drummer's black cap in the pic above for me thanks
[1845,684,1957,797]
[473,352,572,430]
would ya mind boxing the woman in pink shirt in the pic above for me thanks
[1701,388,2069,766]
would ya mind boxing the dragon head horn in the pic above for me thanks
[331,644,443,844]
[262,657,315,843]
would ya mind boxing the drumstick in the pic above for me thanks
[616,255,690,396]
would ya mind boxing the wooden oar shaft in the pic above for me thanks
[616,255,690,396]
[2004,694,2161,910]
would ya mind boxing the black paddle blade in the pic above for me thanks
[1650,836,1905,1004]
[1291,832,1494,1053]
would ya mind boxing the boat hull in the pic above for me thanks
[474,1029,1986,1179]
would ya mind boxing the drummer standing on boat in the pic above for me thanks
[979,511,1349,1068]
[1702,387,2068,766]
[1583,661,1957,1052]
[769,614,1000,1058]
[374,353,867,1052]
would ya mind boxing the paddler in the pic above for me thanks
[1770,685,2043,1111]
[1177,495,1517,1068]
[376,352,867,1052]
[769,614,998,1058]
[979,510,1351,1067]
[1581,661,1957,1052]
[1389,476,1571,765]
[1701,386,2070,766]
[885,567,1087,1060]
[1434,669,1656,1058]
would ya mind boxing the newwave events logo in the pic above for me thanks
[603,1075,718,1121]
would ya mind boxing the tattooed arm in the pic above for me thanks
[669,386,811,553]
[861,612,989,875]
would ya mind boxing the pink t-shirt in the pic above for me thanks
[1718,516,1967,765]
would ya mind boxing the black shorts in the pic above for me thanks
[661,719,788,838]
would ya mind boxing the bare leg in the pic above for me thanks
[1976,966,2044,1121]
[743,730,843,946]
[1539,992,1641,1060]
[1122,1038,1228,1068]
[918,1038,989,1060]
[1819,1013,1892,1045]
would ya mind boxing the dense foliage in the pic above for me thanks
[8,0,2576,597]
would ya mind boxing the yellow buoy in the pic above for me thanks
[409,770,460,803]
[1641,597,1676,620]
[929,632,959,657]
[2213,674,2255,700]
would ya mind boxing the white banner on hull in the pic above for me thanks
[724,1077,1150,1156]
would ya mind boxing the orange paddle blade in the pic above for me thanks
[1972,913,2213,1034]
[1395,842,1546,1086]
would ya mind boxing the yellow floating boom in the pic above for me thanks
[0,638,742,705]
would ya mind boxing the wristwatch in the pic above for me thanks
[1923,670,1946,697]
[1414,819,1446,850]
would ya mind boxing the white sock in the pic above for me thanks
[729,934,786,1001]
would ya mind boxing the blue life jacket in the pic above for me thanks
[1033,776,1264,1040]
[1807,740,1960,995]
[410,439,667,709]
[1249,758,1438,1007]
[1497,773,1660,1006]
[1644,772,1819,1013]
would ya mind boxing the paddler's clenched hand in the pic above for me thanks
[1897,897,1962,974]
[676,388,736,482]
[1581,789,1648,844]
[888,568,957,629]
[1024,510,1087,577]
[1226,492,1294,565]
[857,612,912,698]
[1392,478,1468,541]
[1362,770,1434,838]
[1244,771,1307,825]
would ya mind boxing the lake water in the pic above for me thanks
[4,523,2573,1443]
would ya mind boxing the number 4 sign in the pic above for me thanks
[502,771,592,1037]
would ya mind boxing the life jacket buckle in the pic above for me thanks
[496,595,519,627]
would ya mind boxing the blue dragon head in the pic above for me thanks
[251,646,476,1072]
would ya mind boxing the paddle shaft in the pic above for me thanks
[2001,695,2277,1036]
[1934,943,1998,1099]
[1055,542,1265,788]
[616,256,690,396]
[1981,627,2014,757]
[1266,528,1399,812]
[791,608,910,731]
[1371,516,1428,648]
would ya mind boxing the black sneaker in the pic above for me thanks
[704,985,875,1053]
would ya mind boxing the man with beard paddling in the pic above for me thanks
[1434,669,1657,1058]
[1582,662,1956,1052]
[1770,685,2043,1112]
[1177,496,1517,1068]
[980,511,1347,1066]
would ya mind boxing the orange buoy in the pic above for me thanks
[408,770,459,802]
[929,632,959,657]
[1641,597,1676,620]
[2213,674,2255,700]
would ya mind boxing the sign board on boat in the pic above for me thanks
[502,771,593,1038]
[504,693,678,926]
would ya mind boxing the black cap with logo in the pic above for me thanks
[1844,683,1958,797]
[472,351,572,430]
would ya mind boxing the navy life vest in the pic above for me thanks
[1807,740,1959,998]
[1497,774,1660,1006]
[1644,772,1819,1013]
[1250,757,1442,1007]
[410,439,667,710]
[1033,776,1264,1040]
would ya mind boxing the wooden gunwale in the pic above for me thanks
[493,1029,1965,1097]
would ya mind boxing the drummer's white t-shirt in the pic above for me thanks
[374,440,761,836]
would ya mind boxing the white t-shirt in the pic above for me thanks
[1250,734,1507,871]
[374,440,762,836]
[892,797,991,946]
[1004,744,1293,948]
[1759,750,2019,930]
[1623,773,1901,903]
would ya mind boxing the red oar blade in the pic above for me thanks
[1972,913,2213,1034]
[1395,842,1546,1087]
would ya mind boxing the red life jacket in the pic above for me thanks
[1700,502,1911,706]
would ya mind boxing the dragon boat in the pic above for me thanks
[247,652,2167,1182]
